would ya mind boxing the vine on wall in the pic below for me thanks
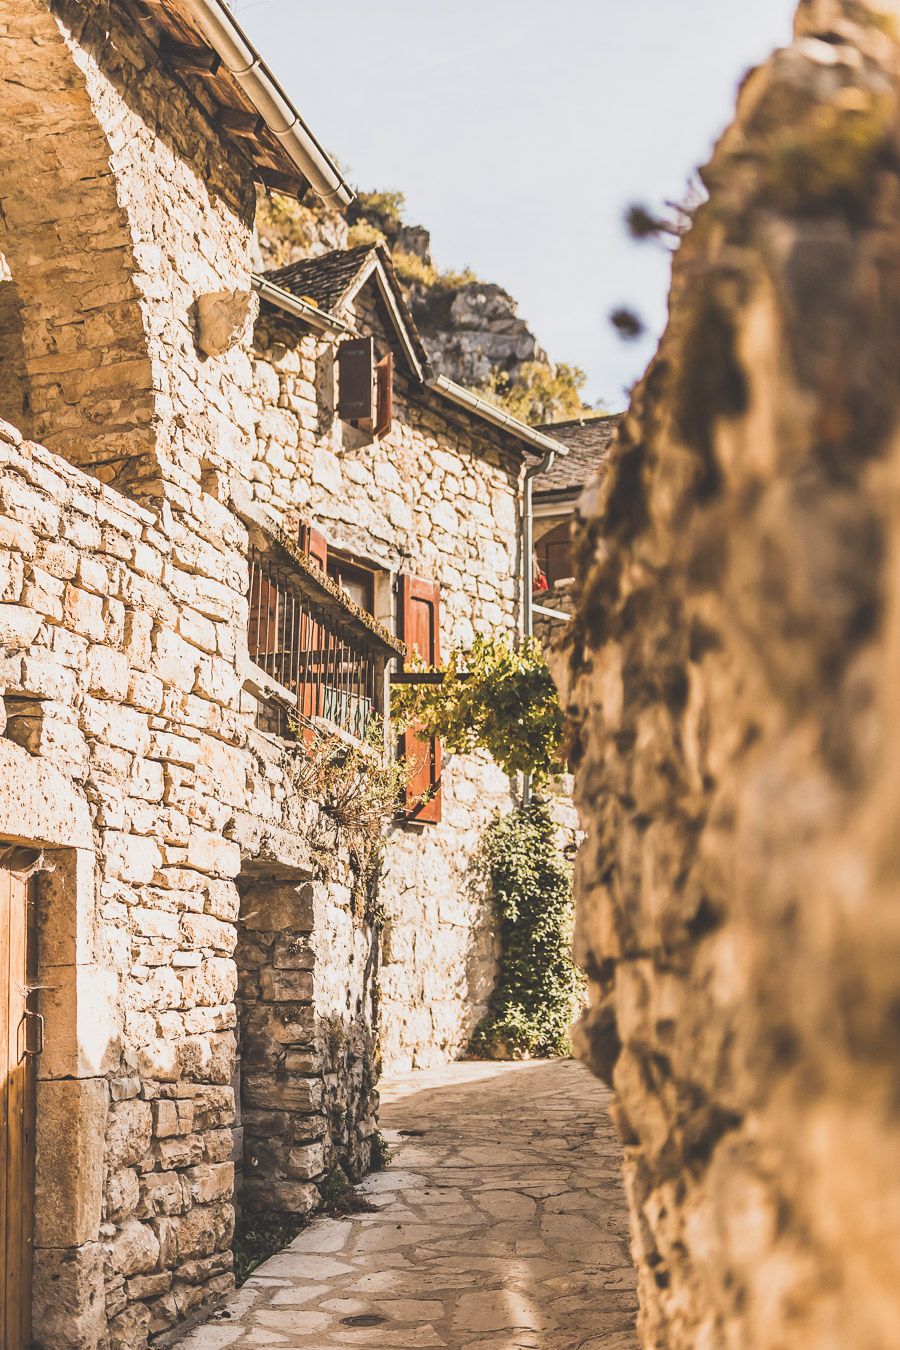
[471,803,582,1059]
[391,633,565,781]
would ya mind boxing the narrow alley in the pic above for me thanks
[174,1061,638,1350]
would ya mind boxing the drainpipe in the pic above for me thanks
[521,448,555,806]
[180,0,354,208]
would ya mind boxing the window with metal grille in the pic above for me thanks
[247,544,396,743]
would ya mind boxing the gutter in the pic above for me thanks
[180,0,354,208]
[426,374,568,459]
[251,274,354,336]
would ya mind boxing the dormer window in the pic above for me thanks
[336,337,393,437]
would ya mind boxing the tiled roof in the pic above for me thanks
[534,415,621,495]
[265,245,376,314]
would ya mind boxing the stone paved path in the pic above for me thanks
[177,1060,639,1349]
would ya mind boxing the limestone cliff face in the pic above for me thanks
[254,199,549,392]
[559,2,900,1346]
[398,226,548,387]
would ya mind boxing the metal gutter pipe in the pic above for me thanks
[520,445,555,807]
[251,274,354,336]
[180,0,354,208]
[426,374,567,459]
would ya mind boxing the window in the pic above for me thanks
[535,521,575,591]
[336,337,393,437]
[328,553,376,615]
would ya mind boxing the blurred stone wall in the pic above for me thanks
[559,3,900,1345]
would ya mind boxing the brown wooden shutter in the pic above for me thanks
[298,521,328,573]
[374,352,394,439]
[297,522,329,732]
[337,337,375,422]
[399,575,442,824]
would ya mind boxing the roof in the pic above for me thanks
[533,415,621,496]
[266,246,377,314]
[134,0,351,204]
[256,248,569,462]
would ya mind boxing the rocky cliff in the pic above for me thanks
[559,2,900,1346]
[254,188,585,419]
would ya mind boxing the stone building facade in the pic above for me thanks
[249,244,556,1071]
[0,3,563,1345]
[561,3,900,1347]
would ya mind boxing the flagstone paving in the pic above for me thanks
[175,1059,639,1349]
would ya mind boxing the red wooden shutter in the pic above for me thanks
[374,352,394,439]
[297,522,329,731]
[298,522,328,573]
[399,575,442,824]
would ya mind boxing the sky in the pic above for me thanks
[235,0,797,410]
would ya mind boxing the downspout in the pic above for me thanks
[521,447,556,806]
[180,0,354,208]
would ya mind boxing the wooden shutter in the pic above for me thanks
[399,575,442,823]
[298,521,328,573]
[374,352,394,439]
[297,522,329,731]
[337,337,375,422]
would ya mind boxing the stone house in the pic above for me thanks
[532,416,619,621]
[0,2,565,1346]
[249,243,566,1073]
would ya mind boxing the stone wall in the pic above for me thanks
[0,417,379,1345]
[0,0,258,498]
[250,284,528,1070]
[561,4,900,1346]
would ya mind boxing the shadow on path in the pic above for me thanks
[176,1059,639,1349]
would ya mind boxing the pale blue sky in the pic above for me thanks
[236,1,796,409]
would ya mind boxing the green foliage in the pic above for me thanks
[390,634,565,781]
[233,1207,308,1285]
[319,1163,376,1216]
[348,188,407,240]
[285,718,411,920]
[369,1130,391,1172]
[476,361,598,425]
[470,804,582,1059]
[347,220,387,250]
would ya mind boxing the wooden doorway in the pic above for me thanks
[0,853,39,1350]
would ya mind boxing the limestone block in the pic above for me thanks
[137,1171,189,1219]
[105,1218,160,1279]
[241,1177,318,1214]
[39,962,121,1079]
[86,644,130,699]
[0,601,42,647]
[63,584,106,640]
[38,848,97,967]
[286,1142,325,1180]
[106,1099,153,1172]
[32,1243,106,1350]
[182,1161,234,1205]
[104,831,161,882]
[170,1201,234,1261]
[106,1168,140,1225]
[35,1078,107,1247]
[195,289,258,359]
[186,830,240,878]
[107,1299,151,1349]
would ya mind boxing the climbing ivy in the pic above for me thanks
[470,804,582,1059]
[390,634,565,781]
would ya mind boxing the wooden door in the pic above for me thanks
[0,859,38,1350]
[399,575,442,823]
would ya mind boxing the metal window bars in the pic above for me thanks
[248,549,381,742]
